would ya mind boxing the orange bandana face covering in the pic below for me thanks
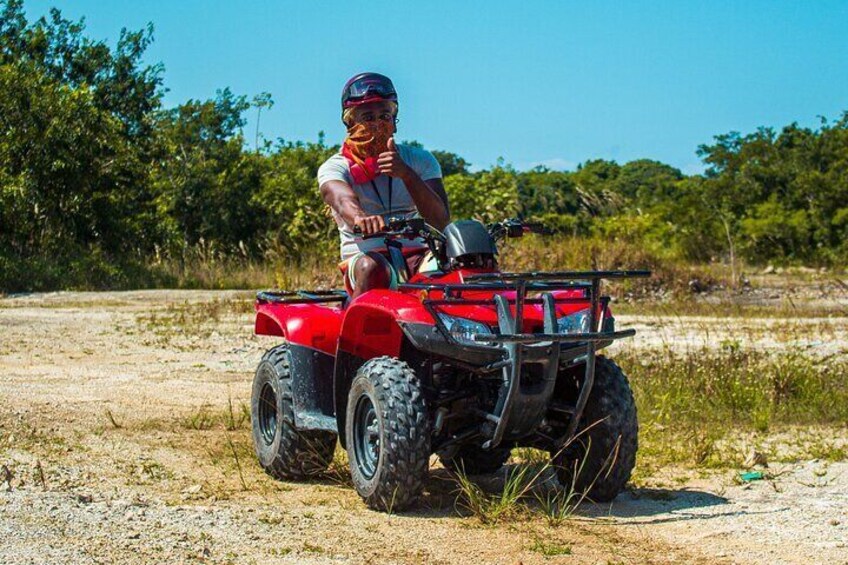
[342,120,394,184]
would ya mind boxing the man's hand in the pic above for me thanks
[353,214,386,235]
[377,137,413,180]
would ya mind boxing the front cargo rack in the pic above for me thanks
[399,270,649,347]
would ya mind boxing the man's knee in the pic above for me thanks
[354,252,392,288]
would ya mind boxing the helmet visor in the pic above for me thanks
[343,76,397,106]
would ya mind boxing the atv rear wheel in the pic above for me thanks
[346,356,430,511]
[439,445,511,475]
[251,344,337,480]
[551,356,637,502]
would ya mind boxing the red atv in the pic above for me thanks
[251,217,649,511]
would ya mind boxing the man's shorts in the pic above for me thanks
[339,248,438,293]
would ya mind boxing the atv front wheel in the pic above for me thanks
[439,444,511,475]
[251,344,337,480]
[551,356,637,502]
[345,356,431,511]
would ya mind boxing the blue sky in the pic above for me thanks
[23,0,848,174]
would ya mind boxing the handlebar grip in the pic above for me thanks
[353,225,390,240]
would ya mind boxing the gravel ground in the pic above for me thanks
[1,290,846,564]
[601,460,848,564]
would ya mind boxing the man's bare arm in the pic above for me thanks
[423,178,450,224]
[402,174,451,230]
[377,138,451,229]
[319,179,386,234]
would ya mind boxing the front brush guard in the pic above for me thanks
[480,292,559,448]
[405,270,649,451]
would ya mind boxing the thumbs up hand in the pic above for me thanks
[377,137,412,180]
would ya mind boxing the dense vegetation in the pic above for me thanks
[2,0,848,292]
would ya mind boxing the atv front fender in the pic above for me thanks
[337,290,433,359]
[333,290,434,446]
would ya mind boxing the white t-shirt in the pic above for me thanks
[317,144,442,259]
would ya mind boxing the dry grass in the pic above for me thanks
[500,234,738,296]
[180,399,250,432]
[615,298,847,318]
[619,343,848,476]
[145,245,341,291]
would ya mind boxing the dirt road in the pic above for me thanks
[1,291,846,564]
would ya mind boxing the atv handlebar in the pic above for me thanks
[352,217,443,241]
[351,217,551,273]
[353,217,549,242]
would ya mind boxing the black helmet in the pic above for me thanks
[341,72,397,110]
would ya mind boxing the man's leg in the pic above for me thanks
[350,251,396,299]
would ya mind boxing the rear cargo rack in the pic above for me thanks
[402,269,650,450]
[256,289,347,305]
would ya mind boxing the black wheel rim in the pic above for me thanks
[353,393,380,479]
[258,381,278,445]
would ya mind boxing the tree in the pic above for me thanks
[570,159,624,216]
[517,168,586,234]
[431,149,470,176]
[443,165,519,224]
[153,89,265,251]
[253,140,338,258]
[0,1,168,289]
[252,91,274,153]
[613,159,682,209]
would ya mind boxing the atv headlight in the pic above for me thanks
[437,313,492,345]
[557,308,592,335]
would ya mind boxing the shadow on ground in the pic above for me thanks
[583,487,729,522]
[351,463,733,521]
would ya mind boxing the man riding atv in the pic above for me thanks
[248,72,648,512]
[318,72,450,297]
